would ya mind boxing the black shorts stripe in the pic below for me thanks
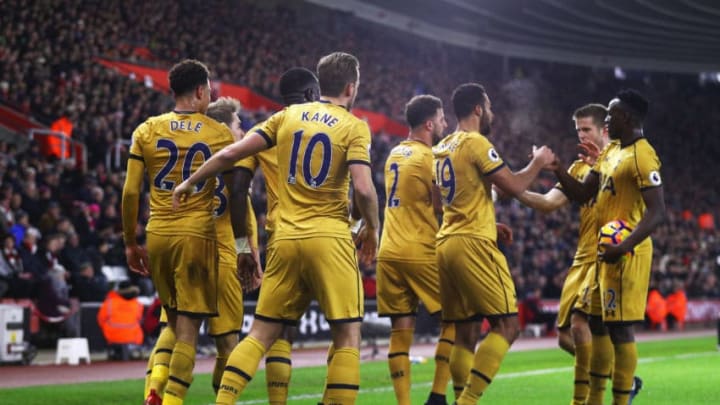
[589,372,611,379]
[175,309,218,319]
[225,365,253,382]
[326,317,363,324]
[253,313,299,326]
[266,356,292,365]
[471,369,492,384]
[388,352,409,358]
[128,153,144,161]
[207,329,241,338]
[168,375,191,388]
[439,338,454,345]
[379,311,416,318]
[326,383,360,391]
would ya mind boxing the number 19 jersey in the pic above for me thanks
[253,101,372,241]
[432,131,505,241]
[129,111,235,238]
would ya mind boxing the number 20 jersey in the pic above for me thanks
[253,101,372,240]
[432,131,505,242]
[129,111,235,238]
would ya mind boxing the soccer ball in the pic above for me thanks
[598,219,633,259]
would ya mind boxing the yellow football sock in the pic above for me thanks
[265,338,292,404]
[320,343,336,404]
[611,342,637,405]
[324,347,360,405]
[144,349,155,398]
[572,342,592,404]
[388,328,414,405]
[212,355,227,394]
[456,332,510,405]
[163,341,196,405]
[148,327,176,397]
[449,345,474,399]
[587,334,614,405]
[431,323,455,397]
[216,336,266,405]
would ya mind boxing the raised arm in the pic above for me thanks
[516,187,569,213]
[553,163,599,204]
[488,145,555,197]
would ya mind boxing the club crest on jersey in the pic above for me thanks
[488,148,500,162]
[649,171,662,186]
[391,145,413,157]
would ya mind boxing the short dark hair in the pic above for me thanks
[573,103,607,128]
[405,95,443,129]
[168,59,210,97]
[452,83,487,120]
[206,97,241,127]
[616,89,649,121]
[279,67,318,97]
[316,52,359,97]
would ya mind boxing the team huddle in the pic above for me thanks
[121,51,665,405]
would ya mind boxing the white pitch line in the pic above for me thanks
[229,351,718,404]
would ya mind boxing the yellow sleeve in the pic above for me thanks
[245,195,259,248]
[121,149,146,245]
[471,136,505,175]
[635,143,662,190]
[347,120,372,165]
[253,110,285,147]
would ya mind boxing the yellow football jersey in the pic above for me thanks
[378,140,437,262]
[432,131,504,241]
[236,125,279,233]
[214,178,258,264]
[253,101,372,240]
[592,138,662,253]
[128,111,234,238]
[557,160,597,265]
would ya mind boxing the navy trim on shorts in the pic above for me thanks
[439,338,454,345]
[602,319,644,326]
[254,313,300,326]
[571,308,590,317]
[486,312,518,319]
[207,329,241,338]
[175,310,218,319]
[429,309,442,317]
[327,317,363,324]
[378,311,416,318]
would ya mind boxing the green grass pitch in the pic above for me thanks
[2,336,717,404]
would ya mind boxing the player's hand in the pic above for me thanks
[496,222,513,245]
[236,252,261,292]
[355,225,378,267]
[531,145,556,169]
[125,245,150,276]
[578,141,600,166]
[172,180,194,210]
[598,243,629,264]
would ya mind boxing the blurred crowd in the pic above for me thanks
[1,0,718,317]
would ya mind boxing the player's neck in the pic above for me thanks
[174,97,200,114]
[319,96,349,110]
[620,128,644,147]
[407,130,431,147]
[457,118,479,134]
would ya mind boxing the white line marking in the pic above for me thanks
[229,351,718,404]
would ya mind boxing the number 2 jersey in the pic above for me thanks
[252,101,372,241]
[128,111,235,239]
[432,131,505,242]
[378,140,437,263]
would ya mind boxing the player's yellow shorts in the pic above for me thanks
[437,236,517,322]
[146,232,218,318]
[574,261,603,317]
[376,259,441,317]
[599,248,652,323]
[255,237,363,324]
[557,261,594,328]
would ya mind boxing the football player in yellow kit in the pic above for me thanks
[122,59,241,405]
[173,52,379,405]
[433,83,555,404]
[552,89,665,405]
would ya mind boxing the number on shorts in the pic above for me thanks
[605,288,617,310]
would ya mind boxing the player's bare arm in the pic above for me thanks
[517,187,569,213]
[121,157,150,276]
[553,164,599,204]
[349,163,380,266]
[172,133,268,207]
[489,145,555,197]
[599,186,666,263]
[226,168,262,291]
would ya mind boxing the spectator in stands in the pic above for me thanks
[97,280,144,360]
[9,209,29,246]
[0,233,22,297]
[38,201,62,235]
[15,228,43,298]
[35,233,71,318]
[71,261,108,302]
